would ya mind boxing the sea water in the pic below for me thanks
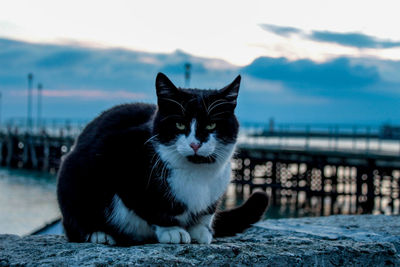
[0,168,60,235]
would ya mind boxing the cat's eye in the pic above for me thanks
[206,123,216,130]
[176,122,186,130]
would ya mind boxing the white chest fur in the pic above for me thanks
[168,162,231,215]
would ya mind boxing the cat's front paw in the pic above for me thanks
[88,232,116,245]
[188,225,213,244]
[155,226,191,244]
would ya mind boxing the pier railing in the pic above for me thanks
[240,123,400,157]
[242,122,400,139]
[1,117,88,138]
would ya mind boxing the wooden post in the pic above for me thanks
[184,63,191,88]
[27,73,33,132]
[37,83,43,130]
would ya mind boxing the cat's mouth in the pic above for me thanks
[186,155,216,164]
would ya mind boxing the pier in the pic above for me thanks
[0,118,83,173]
[233,123,400,217]
[1,121,399,217]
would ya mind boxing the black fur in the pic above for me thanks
[213,191,269,237]
[57,73,268,246]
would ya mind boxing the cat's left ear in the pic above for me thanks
[155,72,179,98]
[219,75,241,107]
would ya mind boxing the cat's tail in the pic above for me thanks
[213,191,269,237]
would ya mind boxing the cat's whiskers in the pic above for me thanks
[210,111,231,119]
[206,99,225,114]
[155,145,177,181]
[144,134,159,145]
[160,115,182,122]
[160,157,170,180]
[213,145,233,165]
[207,99,224,113]
[161,98,186,114]
[212,151,224,164]
[158,160,168,180]
[156,149,177,200]
[147,153,163,190]
[200,95,209,115]
[208,101,231,114]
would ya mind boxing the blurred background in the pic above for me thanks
[0,0,399,236]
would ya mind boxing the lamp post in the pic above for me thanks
[37,83,43,130]
[0,91,2,128]
[27,73,33,132]
[184,63,191,87]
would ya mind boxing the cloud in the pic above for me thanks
[0,38,234,94]
[36,50,91,68]
[310,31,400,49]
[0,37,239,119]
[240,76,331,106]
[260,24,400,49]
[259,24,302,37]
[1,37,400,125]
[243,57,380,95]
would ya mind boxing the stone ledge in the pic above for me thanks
[1,215,399,266]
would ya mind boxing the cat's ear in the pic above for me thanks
[219,75,241,107]
[155,72,179,98]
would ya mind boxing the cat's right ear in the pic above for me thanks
[155,73,178,98]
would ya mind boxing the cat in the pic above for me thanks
[57,73,268,246]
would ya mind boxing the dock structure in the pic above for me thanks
[232,123,400,217]
[0,130,75,174]
[0,118,82,173]
[0,121,399,216]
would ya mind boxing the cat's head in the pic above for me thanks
[153,72,240,167]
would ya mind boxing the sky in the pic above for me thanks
[2,0,400,65]
[1,0,400,125]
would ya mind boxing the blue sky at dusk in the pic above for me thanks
[1,0,399,125]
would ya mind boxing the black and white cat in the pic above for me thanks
[57,73,268,246]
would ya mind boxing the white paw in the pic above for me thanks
[188,225,213,244]
[89,232,116,245]
[155,226,191,244]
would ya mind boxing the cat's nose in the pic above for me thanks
[190,142,201,153]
